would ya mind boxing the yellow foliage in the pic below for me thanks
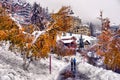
[96,21,120,70]
[97,27,120,70]
[0,8,18,30]
[29,6,74,58]
[48,6,74,32]
[98,29,112,44]
[23,25,35,34]
[0,30,7,40]
[0,6,74,60]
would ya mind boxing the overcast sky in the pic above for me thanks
[26,0,120,25]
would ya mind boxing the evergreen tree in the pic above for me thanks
[31,2,45,31]
[89,22,94,36]
[79,34,84,49]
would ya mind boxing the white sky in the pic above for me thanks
[26,0,120,25]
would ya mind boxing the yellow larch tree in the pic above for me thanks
[28,6,74,59]
[96,18,120,71]
[0,6,74,69]
[104,30,120,71]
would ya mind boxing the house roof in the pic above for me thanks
[61,39,74,44]
[57,33,97,44]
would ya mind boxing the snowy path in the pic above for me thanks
[56,62,90,80]
[56,53,120,80]
[57,62,120,80]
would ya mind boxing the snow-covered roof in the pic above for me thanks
[61,39,74,43]
[60,36,73,39]
[58,33,97,44]
[80,24,89,27]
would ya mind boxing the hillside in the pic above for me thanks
[0,42,120,80]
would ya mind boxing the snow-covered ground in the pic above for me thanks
[77,62,120,80]
[0,42,68,80]
[0,42,120,80]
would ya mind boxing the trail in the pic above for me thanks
[56,53,120,80]
[57,61,90,80]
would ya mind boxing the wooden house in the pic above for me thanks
[56,36,77,56]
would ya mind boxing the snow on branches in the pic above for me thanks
[0,6,74,61]
[96,18,120,71]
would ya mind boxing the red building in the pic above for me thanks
[60,36,77,49]
[57,36,77,56]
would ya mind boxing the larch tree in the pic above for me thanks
[28,6,74,59]
[0,6,74,69]
[97,18,112,56]
[104,30,120,71]
[97,18,120,71]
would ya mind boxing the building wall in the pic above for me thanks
[68,16,91,36]
[68,16,81,32]
[73,26,90,35]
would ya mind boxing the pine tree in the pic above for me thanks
[89,22,94,36]
[31,2,45,31]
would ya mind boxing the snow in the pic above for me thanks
[0,42,68,80]
[9,14,22,29]
[58,33,97,44]
[77,62,120,80]
[13,13,25,23]
[61,40,74,43]
[32,31,45,44]
[0,38,120,80]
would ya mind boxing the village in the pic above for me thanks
[0,0,120,80]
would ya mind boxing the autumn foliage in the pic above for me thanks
[103,30,120,71]
[0,6,74,61]
[96,18,120,71]
[30,6,74,58]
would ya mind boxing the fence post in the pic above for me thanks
[49,55,51,74]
